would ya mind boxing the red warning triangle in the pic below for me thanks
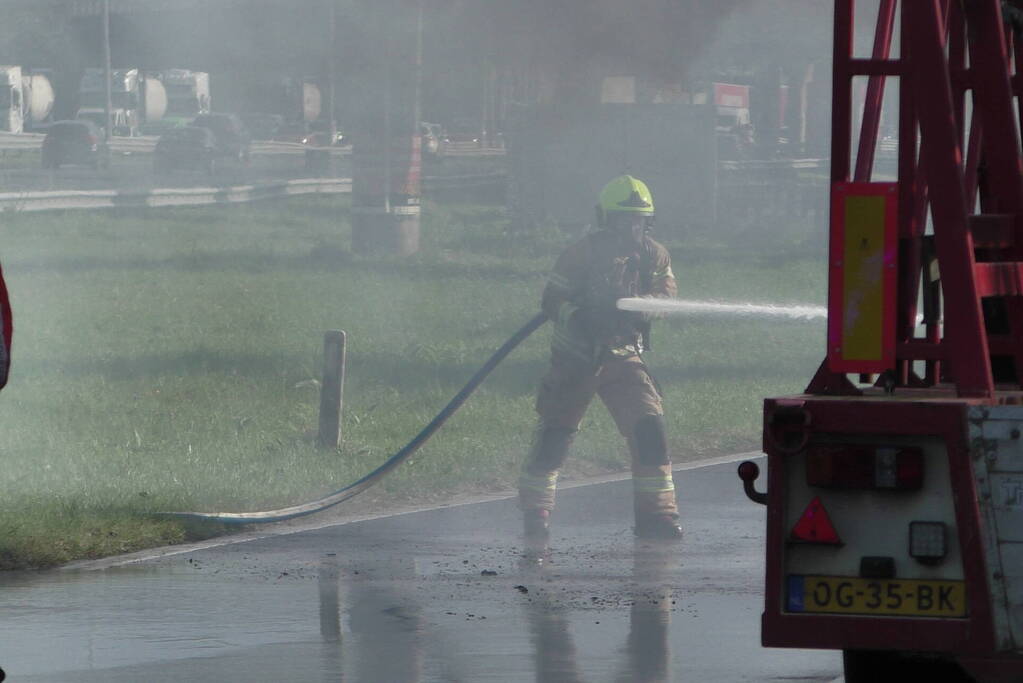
[790,496,842,545]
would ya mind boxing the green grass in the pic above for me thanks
[0,196,825,568]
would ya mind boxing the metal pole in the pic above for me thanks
[414,0,423,133]
[317,330,347,449]
[328,0,337,147]
[103,0,112,143]
[383,7,392,214]
[481,61,488,148]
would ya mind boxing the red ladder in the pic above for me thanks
[809,0,1023,400]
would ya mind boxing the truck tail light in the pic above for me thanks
[806,445,923,490]
[909,521,947,564]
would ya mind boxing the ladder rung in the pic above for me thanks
[970,214,1016,248]
[975,262,1023,297]
[901,338,1019,357]
[898,341,944,360]
[847,58,902,76]
[987,335,1019,355]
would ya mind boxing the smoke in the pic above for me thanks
[0,0,843,534]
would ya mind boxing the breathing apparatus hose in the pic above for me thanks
[166,312,548,524]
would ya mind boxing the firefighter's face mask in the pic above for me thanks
[610,212,653,246]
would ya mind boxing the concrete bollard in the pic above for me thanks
[318,330,347,450]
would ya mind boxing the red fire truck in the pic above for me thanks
[738,1,1023,680]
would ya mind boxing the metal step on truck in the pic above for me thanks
[737,1,1023,680]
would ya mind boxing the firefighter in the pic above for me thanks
[519,175,682,548]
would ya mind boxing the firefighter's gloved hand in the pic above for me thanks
[576,304,616,340]
[618,309,651,326]
[557,302,599,339]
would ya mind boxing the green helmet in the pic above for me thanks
[598,175,654,224]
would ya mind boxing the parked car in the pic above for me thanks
[238,113,283,141]
[272,121,312,145]
[41,120,109,170]
[190,113,251,162]
[73,110,109,138]
[420,122,445,158]
[153,126,217,175]
[446,117,483,145]
[308,119,347,146]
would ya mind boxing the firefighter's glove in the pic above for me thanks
[574,306,601,338]
[556,302,589,337]
[594,292,624,320]
[579,302,621,340]
[619,309,651,326]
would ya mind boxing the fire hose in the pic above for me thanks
[167,312,548,524]
[166,297,823,524]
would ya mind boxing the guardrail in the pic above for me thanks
[440,141,507,157]
[718,158,827,171]
[0,177,353,213]
[0,133,506,157]
[0,171,506,213]
[0,133,349,157]
[424,171,506,190]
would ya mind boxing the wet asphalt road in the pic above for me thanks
[0,458,842,682]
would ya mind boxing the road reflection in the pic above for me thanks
[618,542,675,683]
[318,554,426,682]
[315,541,679,682]
[524,582,586,683]
[520,541,678,683]
[318,552,344,682]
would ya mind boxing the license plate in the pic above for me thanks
[787,575,967,617]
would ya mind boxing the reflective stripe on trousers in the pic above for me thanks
[519,470,558,511]
[632,467,677,517]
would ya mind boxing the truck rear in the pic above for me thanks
[738,1,1023,680]
[746,397,1023,680]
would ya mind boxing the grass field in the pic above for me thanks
[0,196,825,568]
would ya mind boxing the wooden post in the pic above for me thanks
[318,330,346,449]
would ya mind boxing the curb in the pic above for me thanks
[62,451,763,571]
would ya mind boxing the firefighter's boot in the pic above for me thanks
[519,424,575,559]
[634,513,683,540]
[631,415,681,540]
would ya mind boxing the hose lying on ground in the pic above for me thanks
[166,312,548,524]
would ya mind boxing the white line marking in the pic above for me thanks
[62,451,765,571]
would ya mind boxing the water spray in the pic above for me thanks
[617,297,827,321]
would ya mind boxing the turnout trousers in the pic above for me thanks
[519,351,678,519]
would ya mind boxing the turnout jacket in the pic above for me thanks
[541,230,676,364]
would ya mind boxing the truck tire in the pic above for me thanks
[844,650,973,682]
